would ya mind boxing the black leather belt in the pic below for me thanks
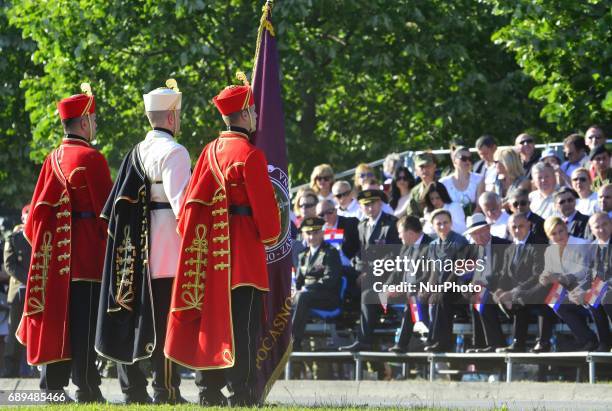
[150,201,172,210]
[229,205,252,216]
[72,211,95,219]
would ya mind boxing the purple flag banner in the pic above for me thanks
[251,1,293,402]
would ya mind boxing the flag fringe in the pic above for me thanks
[259,339,293,403]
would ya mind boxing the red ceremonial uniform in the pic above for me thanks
[165,127,280,369]
[17,93,112,365]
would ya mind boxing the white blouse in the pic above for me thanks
[543,236,591,283]
[440,172,483,206]
[576,192,598,216]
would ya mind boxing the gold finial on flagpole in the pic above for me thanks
[166,78,179,92]
[80,82,92,96]
[236,71,250,86]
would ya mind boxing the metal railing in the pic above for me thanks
[289,140,612,195]
[285,351,612,383]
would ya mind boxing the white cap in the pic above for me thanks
[463,213,490,235]
[143,79,182,111]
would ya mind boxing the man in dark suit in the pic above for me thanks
[316,199,361,307]
[422,209,471,352]
[388,215,433,353]
[339,189,400,351]
[507,189,548,244]
[316,200,360,262]
[569,212,612,351]
[553,187,592,239]
[494,213,549,353]
[291,217,342,351]
[463,213,511,353]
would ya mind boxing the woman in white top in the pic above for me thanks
[440,146,482,213]
[538,216,597,349]
[571,167,599,216]
[421,182,466,236]
[389,166,415,217]
[540,216,590,287]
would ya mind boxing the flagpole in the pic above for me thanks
[252,0,274,82]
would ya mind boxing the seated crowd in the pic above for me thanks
[290,125,612,354]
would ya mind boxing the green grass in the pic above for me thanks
[8,406,511,411]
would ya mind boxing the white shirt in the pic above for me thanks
[484,164,498,192]
[529,190,556,219]
[337,198,364,220]
[440,172,483,206]
[543,236,591,283]
[138,130,191,278]
[393,194,410,217]
[488,210,510,239]
[576,192,598,216]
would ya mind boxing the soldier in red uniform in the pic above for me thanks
[165,74,281,406]
[17,84,113,403]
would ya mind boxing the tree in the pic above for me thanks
[487,0,612,132]
[8,0,549,189]
[0,0,39,210]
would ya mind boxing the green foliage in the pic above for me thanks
[488,0,612,131]
[0,0,39,209]
[3,0,600,199]
[277,0,549,181]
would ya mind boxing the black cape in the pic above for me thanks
[95,146,155,363]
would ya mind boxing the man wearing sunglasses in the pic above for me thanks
[515,133,540,179]
[316,200,360,265]
[553,187,592,240]
[316,200,361,306]
[507,189,548,244]
[332,181,364,220]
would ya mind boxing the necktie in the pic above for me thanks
[512,243,523,271]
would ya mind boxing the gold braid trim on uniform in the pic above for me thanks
[211,208,227,216]
[213,221,228,230]
[181,224,208,311]
[26,231,53,315]
[212,234,229,243]
[115,225,136,311]
[212,192,226,203]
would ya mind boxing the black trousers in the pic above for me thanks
[40,281,101,401]
[472,304,505,348]
[358,289,384,344]
[116,278,180,402]
[4,288,25,376]
[395,296,429,347]
[196,286,263,405]
[590,304,611,347]
[427,293,466,350]
[291,287,338,343]
[556,304,597,345]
